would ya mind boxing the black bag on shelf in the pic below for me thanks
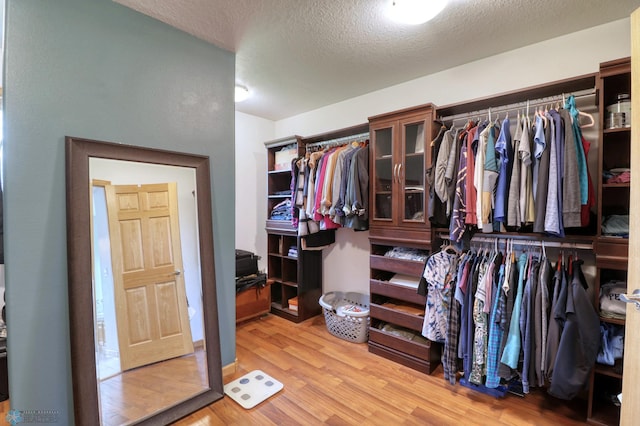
[235,249,260,278]
[235,273,267,294]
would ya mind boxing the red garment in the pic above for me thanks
[607,171,631,184]
[580,136,596,227]
[465,127,478,225]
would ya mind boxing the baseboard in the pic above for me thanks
[222,358,238,379]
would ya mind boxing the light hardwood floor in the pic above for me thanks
[100,349,208,425]
[176,314,588,425]
[0,314,590,425]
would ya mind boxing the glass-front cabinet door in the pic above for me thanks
[371,122,396,222]
[369,104,433,234]
[400,116,428,226]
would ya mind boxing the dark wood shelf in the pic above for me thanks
[405,152,424,158]
[594,363,623,379]
[599,316,625,326]
[603,127,631,134]
[602,183,630,188]
[267,169,292,175]
[265,220,296,234]
[370,254,425,276]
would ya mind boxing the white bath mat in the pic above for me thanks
[224,369,284,409]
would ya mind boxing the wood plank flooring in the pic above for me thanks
[0,314,591,425]
[100,349,208,425]
[176,314,589,425]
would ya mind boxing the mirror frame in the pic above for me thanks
[65,136,223,425]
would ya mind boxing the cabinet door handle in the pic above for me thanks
[393,163,399,183]
[397,163,402,182]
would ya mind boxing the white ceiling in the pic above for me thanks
[116,0,640,121]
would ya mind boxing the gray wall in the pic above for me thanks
[3,0,235,423]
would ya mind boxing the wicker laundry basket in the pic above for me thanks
[319,291,370,343]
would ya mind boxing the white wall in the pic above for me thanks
[237,18,632,296]
[235,111,275,271]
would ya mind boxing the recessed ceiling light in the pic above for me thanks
[388,0,448,25]
[235,85,250,102]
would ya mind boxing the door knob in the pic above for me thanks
[620,289,640,310]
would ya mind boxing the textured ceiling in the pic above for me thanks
[115,0,640,121]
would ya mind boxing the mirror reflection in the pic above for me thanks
[89,158,208,425]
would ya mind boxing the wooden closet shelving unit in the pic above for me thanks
[367,103,441,373]
[366,75,602,381]
[587,56,631,426]
[264,123,370,323]
[265,135,323,323]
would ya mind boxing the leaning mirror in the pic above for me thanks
[66,137,223,425]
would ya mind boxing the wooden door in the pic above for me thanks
[621,7,640,424]
[105,182,194,371]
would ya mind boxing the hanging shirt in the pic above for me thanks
[334,146,359,225]
[443,254,466,384]
[549,260,600,400]
[519,257,540,394]
[536,256,552,386]
[498,254,518,380]
[560,109,581,228]
[421,250,457,343]
[344,146,369,231]
[485,262,506,388]
[507,117,523,227]
[306,151,324,221]
[428,126,448,226]
[466,125,482,225]
[546,110,565,236]
[470,254,491,384]
[493,117,512,226]
[450,137,468,243]
[518,118,533,226]
[542,112,557,235]
[565,95,589,206]
[474,125,489,230]
[329,145,355,222]
[500,252,528,368]
[532,115,546,201]
[446,128,464,217]
[533,116,551,233]
[545,261,567,382]
[312,150,332,222]
[580,136,596,227]
[481,125,499,233]
[435,129,455,206]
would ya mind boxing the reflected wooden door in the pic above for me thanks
[105,182,194,371]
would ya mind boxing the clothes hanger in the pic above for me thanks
[441,238,460,255]
[579,110,595,128]
[538,106,548,127]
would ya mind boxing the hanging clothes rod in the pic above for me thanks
[438,88,596,124]
[304,131,370,150]
[437,233,593,251]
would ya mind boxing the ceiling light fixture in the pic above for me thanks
[388,0,448,25]
[235,84,250,102]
